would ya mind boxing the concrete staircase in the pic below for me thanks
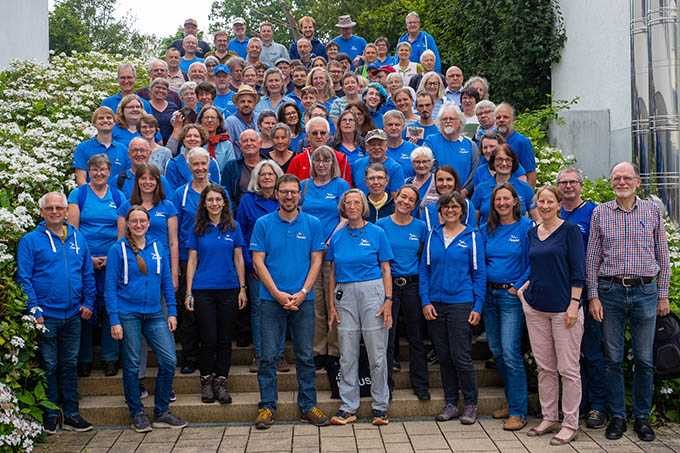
[78,340,523,425]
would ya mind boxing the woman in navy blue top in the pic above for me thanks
[300,146,351,370]
[517,186,585,445]
[185,184,247,404]
[236,160,283,372]
[420,190,486,424]
[148,78,178,145]
[268,123,295,173]
[480,183,533,429]
[376,184,430,399]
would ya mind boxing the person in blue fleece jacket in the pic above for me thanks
[420,190,486,425]
[105,205,187,433]
[17,192,96,434]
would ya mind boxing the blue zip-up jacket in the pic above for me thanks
[17,222,96,319]
[104,235,177,326]
[419,224,486,313]
[398,31,442,73]
[221,152,269,213]
[235,191,279,272]
[479,217,533,291]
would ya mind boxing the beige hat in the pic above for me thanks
[365,129,387,142]
[335,15,357,28]
[232,84,260,104]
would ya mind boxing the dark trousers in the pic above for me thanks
[580,299,607,413]
[176,259,198,365]
[387,277,428,392]
[194,289,239,377]
[428,302,478,406]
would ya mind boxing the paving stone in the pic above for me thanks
[320,425,355,437]
[320,436,358,452]
[353,437,384,449]
[443,429,491,440]
[117,430,147,442]
[293,435,319,448]
[382,444,415,453]
[143,429,182,443]
[409,433,449,450]
[484,429,521,441]
[173,448,219,453]
[219,435,248,450]
[224,426,251,436]
[81,448,108,453]
[493,440,527,452]
[85,430,122,447]
[358,448,385,453]
[354,428,381,439]
[379,422,406,434]
[414,450,453,453]
[354,423,380,430]
[382,432,409,443]
[449,437,498,451]
[294,424,319,435]
[108,441,143,452]
[137,443,177,452]
[246,436,293,452]
[438,421,485,432]
[180,426,226,440]
[174,438,220,450]
[404,421,442,435]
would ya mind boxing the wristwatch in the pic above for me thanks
[385,296,393,301]
[301,288,309,297]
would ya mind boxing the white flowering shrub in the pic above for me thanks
[0,51,148,451]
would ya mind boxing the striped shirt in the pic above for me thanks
[586,197,670,299]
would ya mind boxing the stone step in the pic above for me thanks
[90,339,492,368]
[79,388,535,426]
[78,361,503,396]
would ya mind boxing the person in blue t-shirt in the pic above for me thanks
[330,109,365,166]
[480,183,533,430]
[250,174,330,429]
[331,16,367,69]
[299,147,351,369]
[113,95,163,147]
[420,190,486,424]
[228,18,250,59]
[418,165,474,230]
[184,184,247,404]
[470,131,527,192]
[352,129,405,198]
[376,184,430,399]
[556,166,605,429]
[384,111,417,178]
[101,64,153,115]
[179,35,205,73]
[471,144,538,227]
[74,106,131,186]
[67,154,127,378]
[327,188,394,426]
[111,138,173,199]
[361,83,388,129]
[496,103,536,188]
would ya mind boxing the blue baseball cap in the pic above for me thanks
[214,64,230,75]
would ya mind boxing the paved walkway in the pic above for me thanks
[36,418,680,452]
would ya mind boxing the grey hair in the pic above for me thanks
[204,55,219,66]
[129,137,150,151]
[464,76,490,100]
[475,99,496,115]
[165,47,180,57]
[338,188,370,218]
[187,147,210,164]
[305,116,330,134]
[117,63,137,78]
[248,37,262,46]
[183,34,198,43]
[420,50,436,64]
[39,192,67,209]
[270,122,292,140]
[396,41,411,51]
[410,146,434,163]
[149,77,169,90]
[365,162,388,176]
[248,159,284,193]
[435,102,466,130]
[148,59,168,72]
[227,57,246,71]
[310,146,341,179]
[188,61,207,72]
[87,153,111,170]
[610,161,641,178]
[496,102,516,118]
[261,68,286,97]
[556,166,584,185]
[179,81,197,96]
[406,11,420,22]
[386,72,402,85]
[383,109,405,125]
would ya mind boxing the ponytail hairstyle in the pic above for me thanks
[125,205,150,275]
[194,184,235,236]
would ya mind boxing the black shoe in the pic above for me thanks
[633,418,655,442]
[43,414,59,435]
[314,354,328,370]
[585,409,606,429]
[78,362,91,378]
[485,359,497,369]
[426,349,439,365]
[236,332,250,348]
[62,415,93,432]
[605,417,627,440]
[393,360,401,371]
[180,362,196,374]
[103,360,118,377]
[415,389,431,401]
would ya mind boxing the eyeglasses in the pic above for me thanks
[557,180,581,187]
[284,111,298,117]
[43,206,65,212]
[495,158,513,164]
[202,115,219,120]
[278,189,300,196]
[413,159,431,166]
[313,158,333,164]
[340,118,355,123]
[441,205,461,211]
[88,167,109,174]
[309,130,327,137]
[425,81,440,87]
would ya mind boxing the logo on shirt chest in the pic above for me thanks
[108,201,117,208]
[456,239,468,248]
[296,232,307,240]
[509,235,520,243]
[151,251,161,262]
[408,233,419,241]
[359,238,372,247]
[325,193,338,200]
[69,241,80,253]
[154,211,167,218]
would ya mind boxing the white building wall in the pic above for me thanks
[550,0,631,180]
[0,0,49,70]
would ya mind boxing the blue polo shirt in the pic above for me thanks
[480,217,532,288]
[67,185,127,256]
[352,156,405,195]
[327,222,394,283]
[250,210,325,301]
[560,201,597,251]
[423,134,476,183]
[101,93,153,115]
[73,137,131,181]
[504,130,536,173]
[215,92,237,115]
[111,168,173,199]
[376,216,427,276]
[386,141,417,178]
[179,56,204,73]
[471,176,536,226]
[300,177,351,241]
[228,38,250,59]
[471,162,526,189]
[331,35,367,68]
[117,199,177,252]
[338,144,365,166]
[111,125,162,148]
[404,121,439,146]
[187,221,245,290]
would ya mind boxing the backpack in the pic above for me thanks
[653,310,680,379]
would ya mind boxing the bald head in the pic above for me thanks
[240,129,262,158]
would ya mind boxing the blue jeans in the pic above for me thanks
[119,311,177,417]
[580,298,607,413]
[599,278,658,419]
[38,314,81,418]
[79,266,120,363]
[249,275,285,359]
[483,288,528,418]
[258,299,316,413]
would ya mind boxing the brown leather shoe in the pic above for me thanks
[503,416,527,431]
[492,406,509,419]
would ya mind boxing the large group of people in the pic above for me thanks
[16,11,672,447]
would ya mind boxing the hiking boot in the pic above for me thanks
[131,412,152,433]
[330,410,356,425]
[43,414,59,435]
[492,405,509,419]
[586,409,606,429]
[200,374,215,403]
[213,376,232,404]
[460,404,478,425]
[249,356,259,373]
[254,408,274,429]
[372,409,389,426]
[435,403,459,421]
[153,411,187,429]
[300,407,330,426]
[62,415,93,432]
[503,416,527,431]
[277,356,291,372]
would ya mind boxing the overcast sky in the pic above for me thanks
[49,0,214,38]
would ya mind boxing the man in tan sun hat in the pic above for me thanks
[331,15,366,69]
[224,85,261,157]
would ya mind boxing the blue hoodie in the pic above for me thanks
[104,235,177,326]
[17,222,96,319]
[419,224,486,313]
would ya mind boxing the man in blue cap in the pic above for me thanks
[213,65,236,115]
